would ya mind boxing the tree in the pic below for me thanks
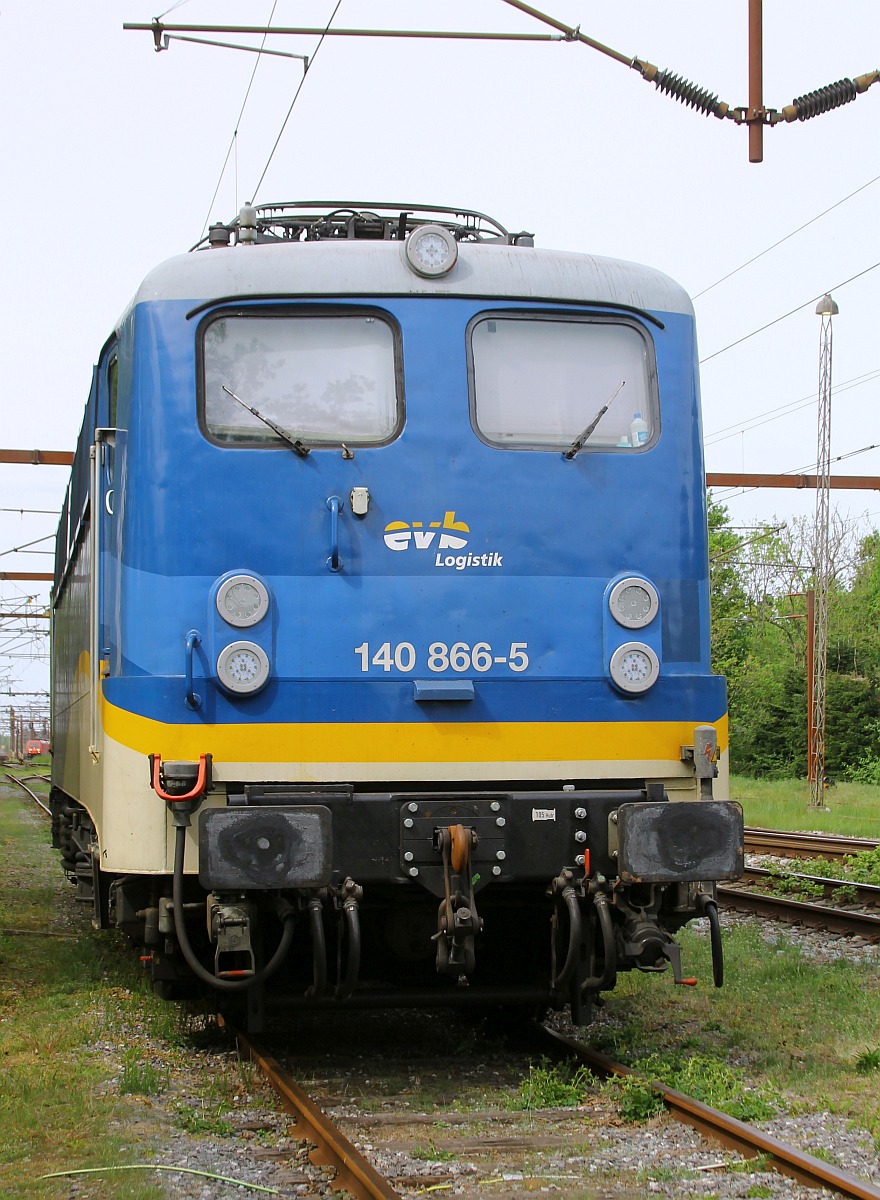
[707,496,880,779]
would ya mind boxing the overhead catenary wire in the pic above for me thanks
[693,170,880,300]
[198,1,280,243]
[164,34,308,62]
[709,524,786,564]
[251,0,344,202]
[0,535,54,559]
[699,261,880,364]
[125,7,880,163]
[155,0,193,19]
[704,369,880,446]
[498,0,878,138]
[142,24,565,43]
[0,508,60,516]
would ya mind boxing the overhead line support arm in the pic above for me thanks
[706,473,880,491]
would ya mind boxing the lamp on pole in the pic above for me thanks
[809,294,837,807]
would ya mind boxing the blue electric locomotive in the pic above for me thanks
[50,202,743,1022]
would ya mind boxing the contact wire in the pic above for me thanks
[251,0,343,200]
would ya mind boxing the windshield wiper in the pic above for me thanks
[564,380,626,460]
[222,385,310,458]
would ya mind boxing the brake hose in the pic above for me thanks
[172,824,296,992]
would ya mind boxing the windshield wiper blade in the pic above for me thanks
[222,385,310,458]
[564,380,626,460]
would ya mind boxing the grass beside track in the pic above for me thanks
[594,919,880,1149]
[2,773,879,1195]
[0,782,168,1200]
[730,774,880,840]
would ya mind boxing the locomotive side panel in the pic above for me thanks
[50,531,90,796]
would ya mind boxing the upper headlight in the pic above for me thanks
[608,576,659,630]
[216,574,269,628]
[403,224,459,278]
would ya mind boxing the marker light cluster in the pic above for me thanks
[216,573,271,694]
[608,576,660,694]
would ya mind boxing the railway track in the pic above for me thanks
[740,864,880,909]
[4,772,51,816]
[718,884,880,940]
[229,1017,880,1200]
[235,1029,403,1200]
[536,1026,880,1200]
[745,826,880,861]
[725,832,880,940]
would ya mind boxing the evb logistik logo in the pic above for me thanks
[383,511,503,570]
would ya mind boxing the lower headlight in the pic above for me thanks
[217,641,271,695]
[609,641,660,694]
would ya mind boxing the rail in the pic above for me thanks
[739,864,880,909]
[235,1030,402,1200]
[745,827,879,861]
[718,884,880,940]
[4,772,51,816]
[536,1026,880,1199]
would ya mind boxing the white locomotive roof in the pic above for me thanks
[129,240,694,320]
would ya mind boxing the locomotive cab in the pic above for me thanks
[51,202,743,1024]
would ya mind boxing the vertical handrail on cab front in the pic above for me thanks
[326,495,343,572]
[88,443,100,760]
[184,630,202,710]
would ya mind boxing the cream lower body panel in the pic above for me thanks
[73,701,728,874]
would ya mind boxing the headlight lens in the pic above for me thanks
[609,641,660,694]
[403,224,458,277]
[608,576,659,629]
[217,641,270,694]
[216,574,269,628]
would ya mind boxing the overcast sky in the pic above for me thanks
[0,0,877,703]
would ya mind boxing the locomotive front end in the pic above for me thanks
[51,203,743,1023]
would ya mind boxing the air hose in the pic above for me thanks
[551,882,583,989]
[304,896,327,999]
[697,891,724,987]
[172,823,296,992]
[581,891,617,993]
[335,897,361,1001]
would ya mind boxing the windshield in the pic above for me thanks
[469,314,657,452]
[201,311,402,447]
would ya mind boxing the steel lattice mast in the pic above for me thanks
[810,295,837,807]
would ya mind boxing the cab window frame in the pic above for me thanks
[466,309,660,454]
[197,304,406,451]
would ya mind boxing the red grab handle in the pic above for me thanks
[150,753,209,803]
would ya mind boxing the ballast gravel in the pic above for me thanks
[89,908,880,1200]
[82,908,878,1200]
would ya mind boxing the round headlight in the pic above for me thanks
[216,574,269,628]
[403,224,458,277]
[609,641,660,694]
[608,577,659,630]
[217,641,270,695]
